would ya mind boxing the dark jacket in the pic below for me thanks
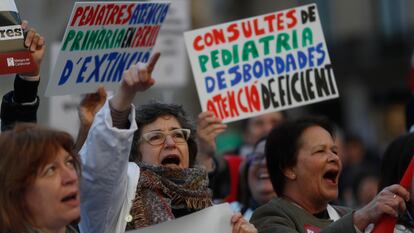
[250,197,356,233]
[1,75,39,131]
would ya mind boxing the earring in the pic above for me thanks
[284,170,297,180]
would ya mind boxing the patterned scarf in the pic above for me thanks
[126,163,213,230]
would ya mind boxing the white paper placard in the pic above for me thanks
[127,203,233,233]
[184,4,339,123]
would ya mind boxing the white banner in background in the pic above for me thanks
[0,0,18,12]
[151,0,190,87]
[127,203,234,233]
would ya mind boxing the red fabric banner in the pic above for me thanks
[371,156,414,233]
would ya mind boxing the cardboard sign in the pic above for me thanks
[127,203,233,233]
[184,4,339,123]
[45,1,170,96]
[0,0,37,75]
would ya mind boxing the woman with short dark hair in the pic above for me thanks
[251,116,409,233]
[129,101,198,166]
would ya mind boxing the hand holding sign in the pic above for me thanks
[74,86,108,153]
[78,86,107,127]
[20,20,45,77]
[110,52,160,112]
[353,184,409,232]
[196,111,227,171]
[369,156,414,233]
[231,213,257,233]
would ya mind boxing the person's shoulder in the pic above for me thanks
[252,197,285,216]
[252,197,323,221]
[250,197,299,232]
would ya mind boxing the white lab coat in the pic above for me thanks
[79,100,140,233]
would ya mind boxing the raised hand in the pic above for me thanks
[197,111,227,156]
[195,111,227,171]
[110,52,160,111]
[79,86,107,127]
[74,86,107,153]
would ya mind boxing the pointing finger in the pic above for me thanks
[147,52,160,73]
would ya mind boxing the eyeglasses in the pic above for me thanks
[140,128,191,146]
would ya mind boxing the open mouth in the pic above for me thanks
[161,155,181,167]
[61,192,79,206]
[257,170,270,180]
[323,169,339,185]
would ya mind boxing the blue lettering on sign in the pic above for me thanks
[57,51,152,87]
[58,59,73,85]
[205,76,215,93]
[76,56,92,83]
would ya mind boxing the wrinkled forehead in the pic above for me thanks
[298,125,334,149]
[141,114,182,132]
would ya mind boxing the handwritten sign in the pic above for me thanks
[45,1,170,96]
[128,203,233,233]
[184,4,338,123]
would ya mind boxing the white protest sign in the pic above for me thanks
[151,0,190,87]
[184,4,339,123]
[127,203,233,233]
[45,1,170,96]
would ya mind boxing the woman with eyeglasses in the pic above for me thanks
[79,53,257,233]
[230,137,277,220]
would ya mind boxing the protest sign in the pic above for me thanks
[184,4,338,123]
[45,1,170,96]
[127,203,233,233]
[0,0,37,75]
[151,0,190,87]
